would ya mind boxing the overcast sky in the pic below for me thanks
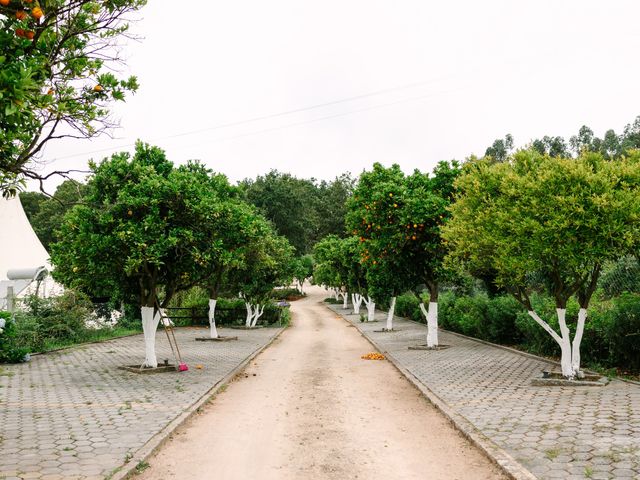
[32,0,640,190]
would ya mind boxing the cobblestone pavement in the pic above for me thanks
[0,326,282,480]
[328,304,640,480]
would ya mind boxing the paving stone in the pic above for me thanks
[0,326,282,478]
[331,304,640,480]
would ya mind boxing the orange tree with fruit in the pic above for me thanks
[346,163,414,331]
[0,0,146,195]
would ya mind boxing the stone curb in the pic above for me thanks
[108,326,287,480]
[327,304,537,480]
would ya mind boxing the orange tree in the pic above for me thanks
[51,142,213,368]
[399,161,461,346]
[0,0,145,194]
[346,163,413,331]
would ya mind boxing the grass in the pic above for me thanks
[134,461,150,474]
[584,465,593,478]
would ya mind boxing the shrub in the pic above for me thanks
[599,256,640,298]
[14,291,94,351]
[606,293,640,372]
[0,312,30,363]
[395,293,421,322]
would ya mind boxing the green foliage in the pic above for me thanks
[242,170,354,254]
[51,142,219,309]
[292,254,314,286]
[444,150,640,310]
[21,180,87,250]
[0,0,146,190]
[606,294,640,372]
[599,256,640,298]
[0,311,29,363]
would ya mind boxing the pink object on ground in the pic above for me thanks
[178,363,189,372]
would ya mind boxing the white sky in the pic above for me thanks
[31,0,640,191]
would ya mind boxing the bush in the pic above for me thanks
[395,293,421,322]
[14,291,94,351]
[599,256,640,298]
[606,293,640,372]
[0,312,30,363]
[270,288,303,300]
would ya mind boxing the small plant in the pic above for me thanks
[359,313,366,323]
[544,448,560,460]
[584,465,593,478]
[135,461,149,474]
[0,312,30,363]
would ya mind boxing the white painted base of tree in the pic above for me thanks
[352,293,363,315]
[141,306,160,368]
[419,302,439,348]
[385,296,396,331]
[340,292,349,309]
[208,299,219,339]
[363,297,376,322]
[528,308,587,379]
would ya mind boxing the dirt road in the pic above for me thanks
[138,286,506,480]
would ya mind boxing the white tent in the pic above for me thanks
[0,195,58,308]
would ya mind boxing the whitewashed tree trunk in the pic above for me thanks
[208,299,218,339]
[334,288,341,301]
[352,293,363,314]
[572,308,587,375]
[141,306,160,368]
[251,304,265,327]
[341,292,349,309]
[528,308,582,378]
[245,302,253,327]
[386,297,396,331]
[419,302,439,347]
[365,296,376,322]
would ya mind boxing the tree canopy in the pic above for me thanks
[0,0,145,194]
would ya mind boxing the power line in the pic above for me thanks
[49,75,461,161]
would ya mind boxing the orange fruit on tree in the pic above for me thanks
[25,30,34,39]
[93,84,103,92]
[16,10,27,19]
[0,0,10,6]
[15,28,25,37]
[31,6,42,18]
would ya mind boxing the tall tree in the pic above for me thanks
[0,0,145,194]
[51,142,210,368]
[444,149,640,378]
[346,163,413,330]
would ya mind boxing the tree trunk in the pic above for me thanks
[572,308,587,374]
[208,299,218,339]
[141,306,160,368]
[298,279,304,294]
[365,297,376,322]
[352,293,363,314]
[245,302,253,327]
[386,297,396,330]
[251,304,265,327]
[528,308,583,379]
[419,302,439,347]
[342,292,349,309]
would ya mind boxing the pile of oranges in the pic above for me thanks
[361,352,386,361]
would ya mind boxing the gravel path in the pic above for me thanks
[137,286,506,480]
